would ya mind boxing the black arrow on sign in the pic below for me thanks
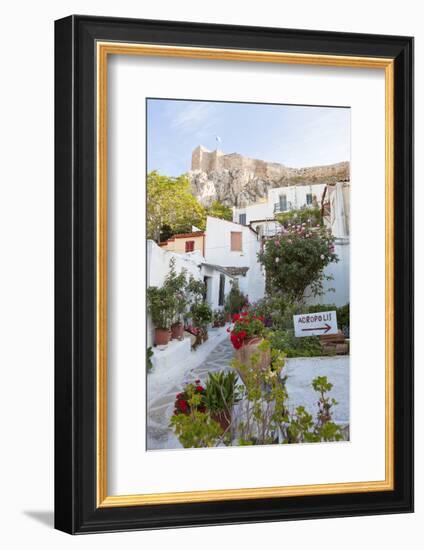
[301,323,331,334]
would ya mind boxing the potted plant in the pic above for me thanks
[190,301,213,343]
[204,371,240,431]
[213,309,225,327]
[228,311,270,371]
[163,259,188,340]
[147,285,174,346]
[173,380,206,415]
[224,282,247,321]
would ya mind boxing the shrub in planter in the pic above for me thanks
[268,329,324,358]
[164,259,188,339]
[173,380,206,415]
[146,285,175,345]
[190,301,213,340]
[224,283,247,316]
[228,311,266,350]
[170,381,222,448]
[231,339,287,445]
[212,309,225,327]
[204,371,241,431]
[249,295,298,330]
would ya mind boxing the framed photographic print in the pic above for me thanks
[54,15,414,534]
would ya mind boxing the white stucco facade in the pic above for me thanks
[232,182,349,307]
[233,183,327,227]
[204,216,266,303]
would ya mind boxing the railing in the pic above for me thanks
[273,202,289,213]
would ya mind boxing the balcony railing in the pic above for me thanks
[273,202,314,214]
[273,202,290,213]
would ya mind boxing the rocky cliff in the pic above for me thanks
[188,146,349,208]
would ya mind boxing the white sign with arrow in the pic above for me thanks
[293,311,338,337]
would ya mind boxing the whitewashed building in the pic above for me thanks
[204,216,265,304]
[146,215,267,346]
[233,182,350,306]
[233,183,327,237]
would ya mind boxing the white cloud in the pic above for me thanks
[167,102,218,135]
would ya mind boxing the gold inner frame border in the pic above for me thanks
[96,42,394,507]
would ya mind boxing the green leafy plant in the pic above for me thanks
[147,171,206,242]
[204,371,241,414]
[282,376,343,443]
[224,282,247,315]
[186,275,206,305]
[275,205,322,227]
[205,200,233,222]
[249,296,298,330]
[268,329,325,358]
[163,258,188,324]
[146,285,175,330]
[190,301,213,329]
[170,382,222,448]
[212,309,225,327]
[231,339,288,445]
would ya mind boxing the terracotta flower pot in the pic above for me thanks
[155,328,171,346]
[211,410,231,432]
[235,337,271,371]
[171,322,184,340]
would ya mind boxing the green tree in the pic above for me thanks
[205,200,233,222]
[147,171,205,242]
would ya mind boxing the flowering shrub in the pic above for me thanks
[173,380,206,415]
[228,311,266,350]
[258,222,338,303]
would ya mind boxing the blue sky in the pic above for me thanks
[147,98,350,176]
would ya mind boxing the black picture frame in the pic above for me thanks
[55,15,414,534]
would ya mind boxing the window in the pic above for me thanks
[306,193,313,205]
[279,194,287,212]
[185,240,195,253]
[230,231,242,251]
[239,213,246,225]
[218,274,225,306]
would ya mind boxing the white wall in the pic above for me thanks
[201,264,234,311]
[1,2,422,550]
[146,240,204,346]
[205,216,254,267]
[205,216,265,301]
[306,239,350,307]
[234,201,272,224]
[234,183,327,225]
[268,183,327,212]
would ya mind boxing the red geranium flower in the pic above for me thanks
[177,399,188,412]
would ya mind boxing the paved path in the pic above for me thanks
[147,337,349,450]
[147,336,235,450]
